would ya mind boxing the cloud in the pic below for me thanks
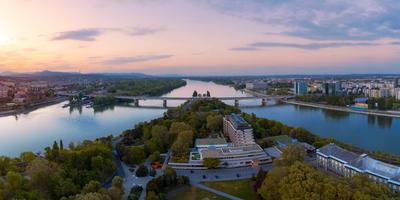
[51,26,165,41]
[202,0,400,41]
[231,41,377,51]
[128,27,165,36]
[102,54,173,65]
[46,65,76,70]
[230,47,260,51]
[52,29,103,41]
[249,41,377,50]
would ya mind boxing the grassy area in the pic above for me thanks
[170,186,228,200]
[202,179,257,200]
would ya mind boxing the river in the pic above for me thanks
[1,79,400,157]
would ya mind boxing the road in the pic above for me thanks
[284,100,400,118]
[176,164,273,183]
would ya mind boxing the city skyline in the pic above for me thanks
[1,0,400,75]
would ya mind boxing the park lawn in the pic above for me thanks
[202,179,257,200]
[170,186,228,200]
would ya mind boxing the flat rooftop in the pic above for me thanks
[318,143,360,163]
[225,114,251,129]
[195,137,227,146]
[200,144,264,159]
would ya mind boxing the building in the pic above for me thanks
[268,135,316,154]
[246,81,268,90]
[352,97,369,110]
[294,81,308,96]
[394,78,399,88]
[0,85,9,99]
[317,143,400,192]
[169,113,272,170]
[223,114,255,145]
[322,82,341,96]
[195,137,228,149]
[168,143,272,169]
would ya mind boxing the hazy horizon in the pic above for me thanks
[1,0,400,75]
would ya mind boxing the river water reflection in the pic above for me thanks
[1,79,399,156]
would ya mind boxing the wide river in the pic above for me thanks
[1,79,400,157]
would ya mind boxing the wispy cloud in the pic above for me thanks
[52,29,103,41]
[128,27,165,36]
[203,0,400,41]
[230,47,260,51]
[232,41,378,51]
[51,26,165,41]
[102,54,173,65]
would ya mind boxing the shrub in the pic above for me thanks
[136,165,149,177]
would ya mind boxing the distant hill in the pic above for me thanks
[0,70,157,79]
[92,72,153,79]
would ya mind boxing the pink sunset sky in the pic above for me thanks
[0,0,400,75]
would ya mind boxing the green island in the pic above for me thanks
[1,98,400,199]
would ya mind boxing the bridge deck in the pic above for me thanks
[114,96,264,100]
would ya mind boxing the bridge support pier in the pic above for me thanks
[234,99,239,107]
[163,100,167,108]
[134,99,139,107]
[261,98,267,106]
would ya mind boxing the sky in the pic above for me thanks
[0,0,400,75]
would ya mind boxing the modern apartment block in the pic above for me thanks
[294,81,308,96]
[223,114,255,145]
[317,143,400,192]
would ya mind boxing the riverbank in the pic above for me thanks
[283,100,400,118]
[0,96,68,117]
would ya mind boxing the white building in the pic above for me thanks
[169,143,272,169]
[246,81,268,90]
[0,85,9,98]
[223,114,255,145]
[317,143,400,192]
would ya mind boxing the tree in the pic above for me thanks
[206,114,222,132]
[206,91,211,97]
[111,176,123,192]
[128,186,142,200]
[203,158,220,169]
[82,180,102,194]
[258,167,288,200]
[148,151,160,162]
[149,168,157,177]
[60,140,64,150]
[169,122,192,144]
[192,90,198,97]
[275,144,306,166]
[136,165,148,177]
[122,146,146,165]
[20,152,36,163]
[171,131,194,161]
[146,191,159,200]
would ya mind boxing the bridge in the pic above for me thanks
[114,95,293,108]
[57,92,293,108]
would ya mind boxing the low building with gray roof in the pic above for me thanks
[317,143,400,192]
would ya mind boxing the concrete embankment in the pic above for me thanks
[283,100,400,118]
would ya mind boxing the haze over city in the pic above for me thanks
[1,0,400,75]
